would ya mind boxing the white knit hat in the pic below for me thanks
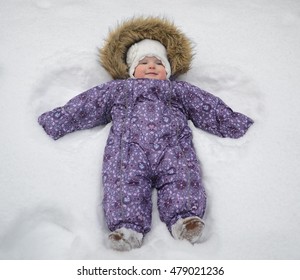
[126,39,171,78]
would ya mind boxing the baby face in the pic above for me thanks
[134,56,167,80]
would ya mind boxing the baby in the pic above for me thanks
[38,18,253,251]
[105,39,209,250]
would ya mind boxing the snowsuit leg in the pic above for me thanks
[156,139,206,233]
[102,140,152,235]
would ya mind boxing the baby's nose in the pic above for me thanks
[148,62,156,69]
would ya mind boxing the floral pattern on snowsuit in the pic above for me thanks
[38,79,253,235]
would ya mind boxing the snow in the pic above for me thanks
[0,0,300,260]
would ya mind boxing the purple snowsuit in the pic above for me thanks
[38,78,253,235]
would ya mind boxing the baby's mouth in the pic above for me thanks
[146,72,158,75]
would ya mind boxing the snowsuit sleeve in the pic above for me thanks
[177,82,254,138]
[38,81,117,140]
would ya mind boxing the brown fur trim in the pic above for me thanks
[99,16,194,79]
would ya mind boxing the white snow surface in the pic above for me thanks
[0,0,300,260]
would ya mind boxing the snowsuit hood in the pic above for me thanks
[99,16,194,79]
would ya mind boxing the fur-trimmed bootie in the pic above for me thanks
[171,216,205,244]
[108,227,143,251]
